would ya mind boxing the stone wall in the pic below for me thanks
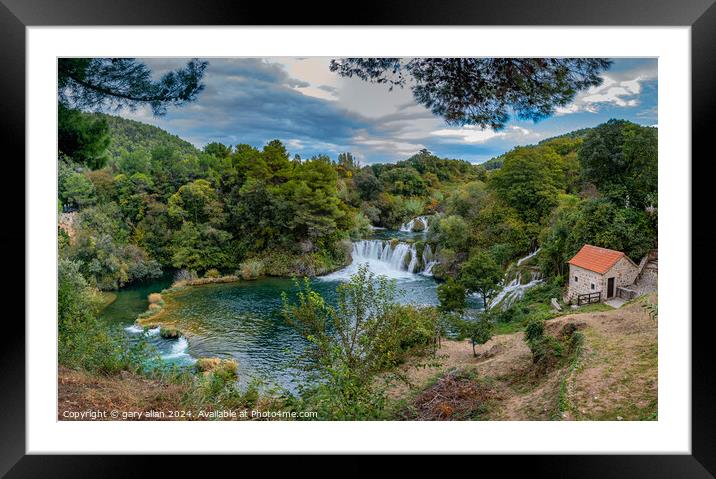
[566,265,604,302]
[608,256,640,289]
[566,257,639,303]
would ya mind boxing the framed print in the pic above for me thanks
[3,0,714,474]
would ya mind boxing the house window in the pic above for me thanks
[574,276,578,283]
[591,283,595,290]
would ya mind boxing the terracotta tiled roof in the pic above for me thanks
[568,244,626,274]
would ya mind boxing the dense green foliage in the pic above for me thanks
[282,265,439,419]
[58,104,111,169]
[56,58,658,419]
[58,114,371,288]
[58,259,144,373]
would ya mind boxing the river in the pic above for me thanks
[102,227,482,393]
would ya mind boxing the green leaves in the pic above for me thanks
[437,278,467,313]
[58,104,110,169]
[459,250,503,310]
[330,58,611,129]
[59,58,207,115]
[282,265,439,419]
[579,119,657,209]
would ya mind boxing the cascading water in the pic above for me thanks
[400,216,430,233]
[421,244,438,276]
[489,271,544,309]
[320,239,438,281]
[517,247,541,266]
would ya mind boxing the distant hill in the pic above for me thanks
[481,126,595,170]
[87,112,200,162]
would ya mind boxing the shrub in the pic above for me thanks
[389,305,439,357]
[195,357,238,379]
[59,258,145,374]
[238,259,264,280]
[529,335,564,371]
[204,268,221,278]
[148,293,163,304]
[281,265,409,419]
[524,319,545,342]
[349,212,373,240]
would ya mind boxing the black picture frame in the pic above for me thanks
[2,0,713,475]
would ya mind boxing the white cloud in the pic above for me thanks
[352,133,425,156]
[556,66,656,116]
[429,125,538,144]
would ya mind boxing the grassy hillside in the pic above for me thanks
[391,295,658,421]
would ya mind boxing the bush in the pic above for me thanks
[529,335,564,371]
[389,305,439,357]
[59,258,145,374]
[523,318,583,374]
[195,357,239,379]
[148,293,163,304]
[524,319,545,342]
[522,278,563,304]
[349,212,373,240]
[204,268,221,278]
[238,259,264,280]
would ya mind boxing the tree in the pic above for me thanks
[168,179,225,227]
[445,180,488,221]
[336,152,359,177]
[61,172,96,209]
[538,195,581,278]
[330,58,611,129]
[459,250,503,310]
[432,215,472,253]
[134,200,173,265]
[171,222,234,273]
[203,142,232,159]
[379,166,427,196]
[579,119,657,209]
[457,314,494,357]
[228,177,283,250]
[58,58,208,115]
[113,173,154,222]
[58,104,110,169]
[489,145,564,224]
[66,203,161,289]
[437,278,467,313]
[116,149,152,176]
[281,265,401,419]
[279,156,344,242]
[354,169,383,201]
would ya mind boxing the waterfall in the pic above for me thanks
[489,271,544,310]
[421,244,438,276]
[320,239,437,281]
[400,215,430,233]
[517,247,541,266]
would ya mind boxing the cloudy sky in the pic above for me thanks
[125,57,657,164]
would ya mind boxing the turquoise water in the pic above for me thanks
[101,273,174,325]
[104,232,481,392]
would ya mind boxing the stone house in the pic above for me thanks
[566,244,640,304]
